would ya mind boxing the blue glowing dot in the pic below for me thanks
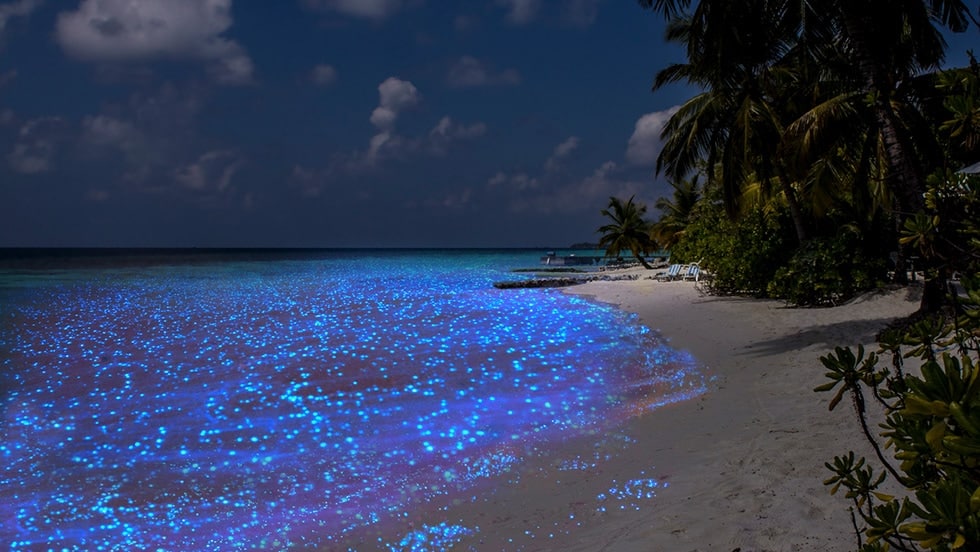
[0,253,705,549]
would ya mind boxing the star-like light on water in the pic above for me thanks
[0,255,705,549]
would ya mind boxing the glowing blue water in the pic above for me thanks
[0,250,703,550]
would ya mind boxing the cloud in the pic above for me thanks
[430,116,486,139]
[496,0,540,24]
[7,117,66,174]
[510,160,649,215]
[361,116,485,165]
[370,77,420,130]
[76,84,209,190]
[364,130,400,164]
[301,0,404,19]
[55,0,254,85]
[446,56,521,88]
[429,116,486,154]
[174,149,244,193]
[544,136,580,171]
[291,165,324,197]
[0,0,41,37]
[82,114,140,148]
[488,171,539,191]
[562,0,604,26]
[625,105,681,166]
[310,64,337,86]
[322,78,485,172]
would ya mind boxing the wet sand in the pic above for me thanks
[351,273,919,551]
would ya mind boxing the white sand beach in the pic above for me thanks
[420,271,921,551]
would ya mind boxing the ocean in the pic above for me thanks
[0,249,705,550]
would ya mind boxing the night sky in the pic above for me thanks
[1,1,976,248]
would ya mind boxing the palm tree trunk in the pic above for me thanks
[775,170,809,244]
[839,8,947,312]
[632,249,655,269]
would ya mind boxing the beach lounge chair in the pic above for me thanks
[683,263,701,282]
[655,263,682,281]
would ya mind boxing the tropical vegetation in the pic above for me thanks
[596,195,659,269]
[629,0,979,309]
[619,1,980,549]
[816,265,980,550]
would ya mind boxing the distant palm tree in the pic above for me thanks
[651,177,702,250]
[597,196,657,269]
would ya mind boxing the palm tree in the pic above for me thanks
[804,0,974,217]
[639,0,976,309]
[597,196,657,269]
[651,176,702,249]
[651,0,811,243]
[637,0,977,204]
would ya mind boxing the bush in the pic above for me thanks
[817,275,980,551]
[670,200,794,296]
[767,234,888,307]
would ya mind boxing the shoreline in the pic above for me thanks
[560,272,920,550]
[384,269,921,550]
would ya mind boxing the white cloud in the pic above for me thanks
[370,77,420,130]
[511,160,648,215]
[302,0,404,19]
[553,136,581,158]
[174,149,243,193]
[7,117,66,174]
[446,56,521,88]
[487,171,539,191]
[0,0,41,36]
[359,116,485,165]
[429,116,486,155]
[325,79,484,172]
[497,0,540,24]
[56,0,253,85]
[311,64,337,86]
[626,105,681,166]
[431,116,486,139]
[365,130,401,164]
[545,136,579,171]
[73,84,206,190]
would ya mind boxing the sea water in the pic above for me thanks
[0,250,704,550]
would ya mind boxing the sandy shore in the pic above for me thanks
[421,270,921,551]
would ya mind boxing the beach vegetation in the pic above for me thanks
[650,176,702,251]
[666,187,793,296]
[633,1,980,548]
[817,273,980,550]
[636,0,979,309]
[767,233,888,307]
[597,195,659,269]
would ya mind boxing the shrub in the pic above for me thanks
[817,274,980,550]
[768,233,888,307]
[670,200,794,296]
